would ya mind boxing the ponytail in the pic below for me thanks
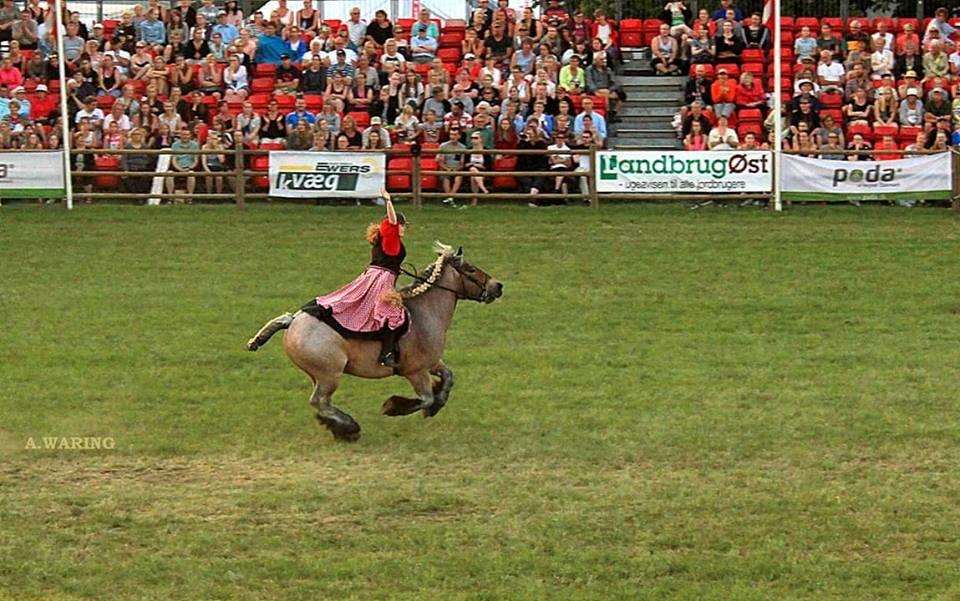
[365,223,380,245]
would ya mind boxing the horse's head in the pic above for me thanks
[439,243,503,304]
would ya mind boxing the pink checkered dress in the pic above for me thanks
[315,220,407,334]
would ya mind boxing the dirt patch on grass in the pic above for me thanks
[0,454,420,489]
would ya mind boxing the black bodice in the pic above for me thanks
[370,240,406,273]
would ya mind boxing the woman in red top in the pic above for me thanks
[735,72,766,110]
[302,189,410,367]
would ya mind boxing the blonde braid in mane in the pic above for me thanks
[399,241,456,299]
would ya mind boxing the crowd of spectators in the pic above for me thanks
[664,1,960,157]
[0,0,629,203]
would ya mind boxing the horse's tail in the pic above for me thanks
[245,312,295,351]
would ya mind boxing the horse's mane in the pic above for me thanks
[398,241,457,297]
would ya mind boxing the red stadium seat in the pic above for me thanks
[897,18,918,33]
[275,95,295,110]
[194,122,208,143]
[738,108,762,122]
[795,17,819,31]
[742,63,765,76]
[779,31,793,46]
[94,155,121,189]
[128,79,146,96]
[873,124,899,139]
[437,47,460,62]
[642,18,661,32]
[619,19,643,32]
[419,158,438,191]
[737,123,763,139]
[251,155,270,190]
[323,19,341,30]
[387,157,412,192]
[716,63,739,77]
[492,155,518,191]
[897,125,921,144]
[741,49,764,63]
[822,17,842,31]
[255,63,277,77]
[440,31,464,46]
[820,108,843,123]
[620,32,642,47]
[348,111,370,129]
[251,78,274,94]
[820,92,843,107]
[847,123,872,138]
[96,95,116,109]
[872,17,894,31]
[303,94,323,111]
[445,18,467,30]
[780,17,794,31]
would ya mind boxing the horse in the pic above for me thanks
[245,243,503,441]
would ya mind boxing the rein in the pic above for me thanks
[399,261,487,302]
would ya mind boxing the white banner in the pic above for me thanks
[268,151,386,198]
[782,153,952,201]
[597,150,773,194]
[0,151,65,198]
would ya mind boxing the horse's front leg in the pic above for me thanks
[426,362,454,417]
[381,370,435,417]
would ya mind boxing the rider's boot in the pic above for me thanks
[379,328,399,368]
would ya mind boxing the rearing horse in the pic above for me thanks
[246,243,503,441]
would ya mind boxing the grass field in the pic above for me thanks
[2,204,960,600]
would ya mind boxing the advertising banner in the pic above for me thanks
[0,151,65,198]
[597,150,773,194]
[782,153,952,201]
[269,151,386,198]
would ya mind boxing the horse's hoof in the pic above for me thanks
[332,430,361,443]
[316,415,361,441]
[381,395,422,416]
[423,398,447,418]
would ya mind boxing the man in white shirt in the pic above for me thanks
[871,20,894,52]
[74,96,104,128]
[816,49,845,93]
[707,116,739,150]
[345,6,366,48]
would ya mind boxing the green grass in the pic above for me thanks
[2,204,960,600]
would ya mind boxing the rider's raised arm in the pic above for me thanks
[383,187,397,225]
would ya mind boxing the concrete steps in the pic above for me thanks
[608,53,684,150]
[615,137,680,149]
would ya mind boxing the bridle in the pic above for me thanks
[400,260,490,302]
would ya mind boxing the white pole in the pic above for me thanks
[772,0,783,211]
[54,0,74,209]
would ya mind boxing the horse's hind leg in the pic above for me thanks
[310,380,361,442]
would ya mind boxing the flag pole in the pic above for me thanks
[772,0,782,211]
[54,0,74,209]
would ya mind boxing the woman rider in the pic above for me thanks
[298,189,408,367]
